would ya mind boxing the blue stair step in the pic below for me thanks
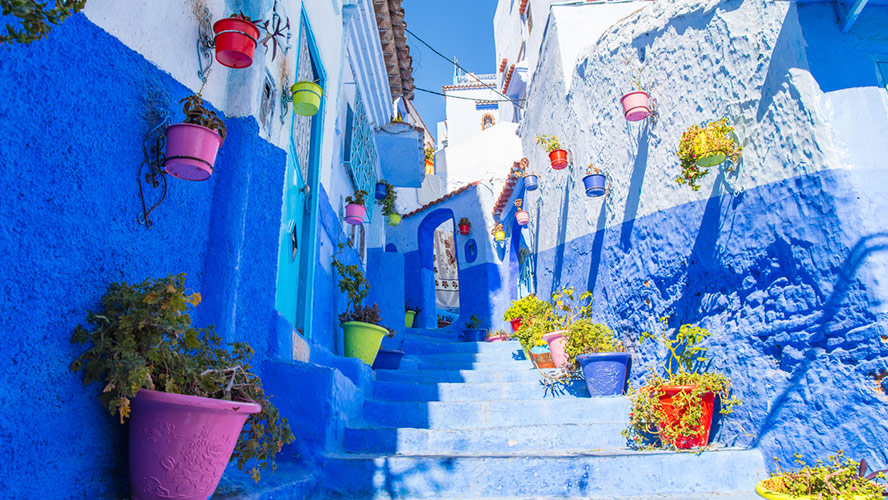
[319,448,766,499]
[403,338,522,355]
[402,358,535,371]
[402,348,527,364]
[372,379,588,402]
[213,460,316,500]
[343,422,628,454]
[374,367,547,384]
[404,327,461,341]
[360,396,630,429]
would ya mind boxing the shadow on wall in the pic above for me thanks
[620,123,651,251]
[550,170,574,296]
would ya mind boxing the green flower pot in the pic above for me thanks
[405,310,416,328]
[695,151,727,167]
[387,213,401,226]
[291,81,323,117]
[342,321,388,365]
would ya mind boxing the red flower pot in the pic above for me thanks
[548,149,568,170]
[657,385,715,449]
[213,18,260,68]
[459,224,470,235]
[509,317,523,333]
[437,320,451,328]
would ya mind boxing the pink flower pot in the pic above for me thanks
[516,210,529,226]
[542,330,569,368]
[620,91,650,122]
[345,203,366,225]
[164,123,223,181]
[129,389,261,500]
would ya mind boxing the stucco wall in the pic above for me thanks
[516,0,888,467]
[437,122,523,193]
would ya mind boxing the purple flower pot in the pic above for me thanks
[576,352,632,396]
[582,174,607,197]
[345,203,366,225]
[129,389,261,500]
[524,175,539,191]
[461,329,487,342]
[372,349,405,370]
[164,123,223,181]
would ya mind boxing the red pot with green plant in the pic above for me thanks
[504,294,549,337]
[437,314,454,328]
[535,135,568,170]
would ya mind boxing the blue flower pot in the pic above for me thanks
[460,329,487,342]
[374,182,388,200]
[524,175,539,191]
[576,352,631,396]
[372,349,405,370]
[582,174,606,197]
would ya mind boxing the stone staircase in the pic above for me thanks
[314,327,767,499]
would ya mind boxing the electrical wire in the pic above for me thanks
[404,27,524,108]
[415,87,524,103]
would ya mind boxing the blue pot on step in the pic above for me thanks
[576,352,631,396]
[460,329,487,342]
[374,182,388,200]
[524,175,539,191]
[582,174,607,197]
[372,349,405,370]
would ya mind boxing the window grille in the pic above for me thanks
[346,91,378,215]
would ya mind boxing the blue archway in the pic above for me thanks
[409,207,464,329]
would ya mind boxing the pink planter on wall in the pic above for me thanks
[164,123,223,181]
[516,210,529,226]
[620,91,650,121]
[542,330,569,368]
[129,389,261,500]
[345,203,366,225]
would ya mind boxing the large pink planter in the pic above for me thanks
[164,123,223,181]
[516,210,529,226]
[620,91,650,121]
[345,203,366,225]
[542,330,569,368]
[129,389,261,500]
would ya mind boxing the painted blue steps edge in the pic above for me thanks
[371,379,590,402]
[374,367,547,383]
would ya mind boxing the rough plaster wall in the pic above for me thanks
[518,0,888,467]
[438,122,523,193]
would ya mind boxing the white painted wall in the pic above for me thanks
[442,85,510,146]
[437,122,524,193]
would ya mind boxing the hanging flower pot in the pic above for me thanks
[213,16,260,69]
[548,150,568,170]
[657,385,716,449]
[524,174,539,191]
[542,330,569,368]
[676,118,742,191]
[374,182,388,200]
[129,389,261,500]
[387,213,401,226]
[582,174,607,197]
[535,135,568,170]
[291,81,324,117]
[458,217,471,235]
[620,91,650,122]
[516,210,529,226]
[494,230,505,242]
[345,189,368,225]
[576,352,631,396]
[164,95,227,182]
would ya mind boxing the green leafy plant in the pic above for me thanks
[622,317,740,449]
[503,293,551,323]
[458,217,470,227]
[513,312,556,350]
[563,319,625,366]
[332,243,383,326]
[345,189,368,207]
[424,146,435,162]
[464,314,482,330]
[180,94,227,143]
[534,135,564,154]
[1,0,86,44]
[379,181,398,217]
[675,118,742,191]
[69,274,294,482]
[761,452,887,499]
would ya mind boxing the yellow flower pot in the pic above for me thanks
[291,81,323,116]
[341,321,388,365]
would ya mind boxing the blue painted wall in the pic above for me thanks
[0,14,285,496]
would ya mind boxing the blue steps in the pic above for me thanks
[371,379,587,401]
[375,367,545,383]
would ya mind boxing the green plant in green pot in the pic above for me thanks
[563,319,631,396]
[404,300,420,328]
[623,317,740,450]
[380,180,401,226]
[70,274,294,497]
[676,118,742,191]
[332,243,390,365]
[756,452,887,500]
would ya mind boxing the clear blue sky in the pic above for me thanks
[403,0,499,141]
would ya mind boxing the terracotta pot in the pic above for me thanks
[530,350,556,369]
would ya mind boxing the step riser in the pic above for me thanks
[321,451,766,498]
[372,380,589,402]
[343,424,628,454]
[403,360,535,371]
[402,349,527,364]
[375,369,545,384]
[360,398,630,429]
[403,338,521,355]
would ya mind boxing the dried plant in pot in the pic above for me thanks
[535,135,568,170]
[756,453,887,499]
[515,199,529,227]
[620,68,651,122]
[458,217,471,235]
[582,164,607,198]
[491,223,505,243]
[622,318,741,450]
[676,118,742,191]
[437,314,455,328]
[70,274,294,498]
[165,94,227,181]
[332,243,389,365]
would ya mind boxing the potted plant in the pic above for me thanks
[344,189,368,225]
[374,181,388,200]
[405,300,420,328]
[582,164,607,197]
[514,158,539,191]
[503,294,551,335]
[516,314,558,369]
[379,181,400,226]
[563,319,630,396]
[515,199,529,227]
[491,223,505,243]
[756,453,887,499]
[164,94,227,181]
[458,217,471,235]
[535,135,568,170]
[676,118,742,191]
[332,244,390,365]
[461,314,486,342]
[291,80,324,117]
[437,314,454,328]
[540,287,592,370]
[486,329,511,342]
[623,318,741,450]
[70,274,294,498]
[620,69,651,122]
[424,145,435,171]
[213,12,290,69]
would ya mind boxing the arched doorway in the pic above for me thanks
[410,208,463,329]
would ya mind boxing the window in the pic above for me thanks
[346,91,378,216]
[482,113,495,130]
[349,223,366,261]
[526,4,533,35]
[259,72,276,132]
[342,104,354,163]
